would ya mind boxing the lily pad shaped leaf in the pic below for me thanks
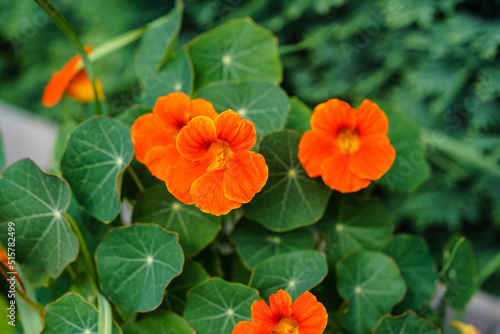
[249,250,328,300]
[196,81,290,142]
[183,278,260,334]
[231,218,315,269]
[374,311,441,334]
[133,184,220,256]
[336,250,406,334]
[319,194,393,266]
[383,235,437,312]
[122,311,195,334]
[42,293,122,334]
[0,159,77,277]
[188,17,282,90]
[96,224,184,314]
[284,97,312,134]
[245,131,331,231]
[61,116,134,223]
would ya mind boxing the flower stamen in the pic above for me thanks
[271,317,299,334]
[206,139,234,171]
[336,127,360,153]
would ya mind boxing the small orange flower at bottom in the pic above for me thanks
[42,46,105,107]
[232,289,327,334]
[450,321,481,334]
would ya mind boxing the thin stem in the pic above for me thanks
[479,251,500,285]
[279,23,337,55]
[16,287,45,318]
[127,166,145,193]
[66,264,77,280]
[66,213,98,285]
[362,183,374,199]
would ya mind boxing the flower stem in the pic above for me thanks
[66,213,98,285]
[127,166,145,193]
[479,250,500,286]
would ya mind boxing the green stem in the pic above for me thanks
[33,0,103,116]
[66,264,77,280]
[479,251,500,285]
[66,214,98,285]
[16,287,45,319]
[362,183,374,199]
[279,23,337,55]
[127,166,145,193]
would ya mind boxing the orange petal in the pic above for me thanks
[143,145,180,181]
[215,110,257,154]
[298,131,336,178]
[355,99,389,136]
[65,71,105,103]
[166,158,208,205]
[177,116,218,160]
[320,151,371,193]
[131,113,174,163]
[191,98,218,120]
[311,99,356,135]
[223,152,268,203]
[350,134,396,180]
[291,291,328,334]
[190,170,242,215]
[251,300,280,329]
[232,321,268,334]
[269,289,293,319]
[153,92,192,135]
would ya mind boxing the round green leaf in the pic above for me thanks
[379,109,430,192]
[165,258,210,314]
[61,116,134,223]
[122,311,195,334]
[443,235,478,310]
[195,81,290,141]
[383,235,437,312]
[188,18,282,90]
[183,278,260,334]
[0,159,77,277]
[96,224,184,314]
[231,218,315,269]
[374,311,441,334]
[136,49,194,106]
[133,184,220,255]
[336,250,407,334]
[245,131,331,231]
[42,293,122,334]
[249,250,327,300]
[319,194,394,266]
[284,97,312,134]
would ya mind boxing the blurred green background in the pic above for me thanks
[1,0,499,293]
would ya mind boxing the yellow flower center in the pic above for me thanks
[270,317,299,334]
[206,139,234,171]
[336,128,360,153]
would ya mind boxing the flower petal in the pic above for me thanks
[355,99,389,136]
[190,170,242,215]
[42,46,93,107]
[311,99,356,135]
[320,151,371,193]
[191,98,218,120]
[143,144,179,181]
[131,113,173,163]
[298,131,336,178]
[232,321,268,334]
[65,71,105,103]
[166,158,208,204]
[291,291,328,334]
[349,134,395,180]
[177,116,218,160]
[215,110,257,154]
[224,152,268,203]
[269,289,293,319]
[153,92,192,134]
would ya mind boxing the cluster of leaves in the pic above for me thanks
[0,2,488,333]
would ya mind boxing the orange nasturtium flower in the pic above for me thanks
[166,109,268,216]
[450,321,481,334]
[42,46,105,107]
[298,99,395,193]
[232,289,327,334]
[131,92,218,180]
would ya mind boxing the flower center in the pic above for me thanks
[270,317,299,334]
[336,127,360,153]
[206,139,234,171]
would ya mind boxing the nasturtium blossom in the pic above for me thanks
[450,321,481,334]
[166,109,268,216]
[42,46,105,107]
[298,98,395,193]
[131,92,218,180]
[232,289,327,334]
